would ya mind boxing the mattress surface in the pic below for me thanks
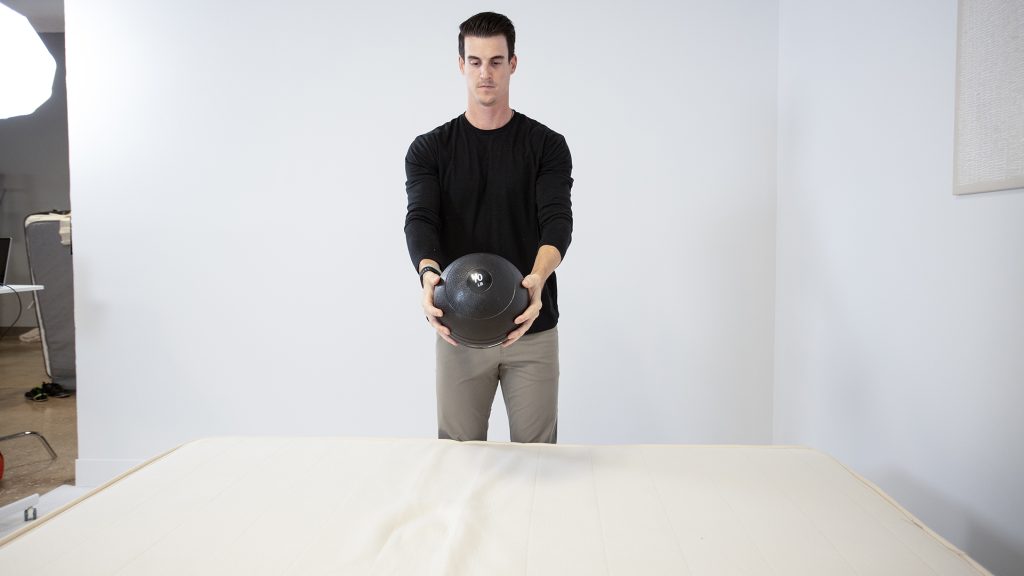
[0,438,990,575]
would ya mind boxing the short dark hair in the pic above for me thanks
[459,12,515,59]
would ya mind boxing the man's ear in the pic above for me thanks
[458,56,465,75]
[510,54,517,74]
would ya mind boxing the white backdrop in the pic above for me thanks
[65,0,779,485]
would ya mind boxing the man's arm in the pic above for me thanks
[404,136,445,270]
[502,131,574,348]
[503,244,562,347]
[405,137,457,346]
[535,132,574,259]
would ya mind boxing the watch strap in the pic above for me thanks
[419,265,442,287]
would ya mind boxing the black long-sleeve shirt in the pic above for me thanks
[405,111,574,334]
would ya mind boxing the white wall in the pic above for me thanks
[65,0,778,484]
[0,33,70,327]
[776,1,1024,574]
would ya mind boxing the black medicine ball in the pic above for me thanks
[434,253,529,348]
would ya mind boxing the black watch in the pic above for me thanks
[419,266,442,287]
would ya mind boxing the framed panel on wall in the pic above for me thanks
[954,0,1024,195]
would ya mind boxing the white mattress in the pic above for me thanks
[0,438,990,575]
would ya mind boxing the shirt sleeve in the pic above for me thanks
[536,131,574,258]
[404,135,446,270]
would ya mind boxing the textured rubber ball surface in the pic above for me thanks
[435,253,530,348]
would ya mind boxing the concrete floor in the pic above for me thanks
[0,330,76,509]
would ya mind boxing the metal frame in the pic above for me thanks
[0,431,57,461]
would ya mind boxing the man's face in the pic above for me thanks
[459,35,517,107]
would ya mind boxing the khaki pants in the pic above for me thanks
[436,327,559,443]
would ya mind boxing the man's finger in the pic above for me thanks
[428,318,456,346]
[427,316,451,336]
[422,286,444,316]
[502,322,533,347]
[514,304,541,325]
[502,332,523,348]
[434,321,457,346]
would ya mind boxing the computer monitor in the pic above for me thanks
[0,237,10,285]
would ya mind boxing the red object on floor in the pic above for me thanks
[0,450,5,480]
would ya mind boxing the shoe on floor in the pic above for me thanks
[41,382,71,398]
[24,387,48,402]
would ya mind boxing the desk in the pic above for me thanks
[0,438,991,575]
[0,285,44,295]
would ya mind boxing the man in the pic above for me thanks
[404,12,574,444]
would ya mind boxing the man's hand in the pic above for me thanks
[503,273,544,347]
[422,272,458,346]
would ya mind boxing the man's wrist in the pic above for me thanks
[419,265,442,287]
